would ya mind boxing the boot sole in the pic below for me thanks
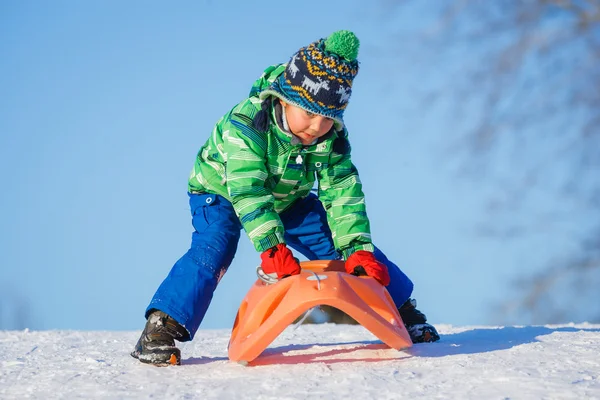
[131,350,180,366]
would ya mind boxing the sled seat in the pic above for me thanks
[228,260,412,363]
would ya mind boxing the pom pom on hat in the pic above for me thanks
[324,30,360,61]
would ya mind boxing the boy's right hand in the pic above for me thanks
[260,244,302,279]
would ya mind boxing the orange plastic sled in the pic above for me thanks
[228,260,412,363]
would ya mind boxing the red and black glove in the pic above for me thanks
[345,251,390,286]
[260,243,302,279]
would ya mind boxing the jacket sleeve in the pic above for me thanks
[222,109,285,252]
[316,129,375,260]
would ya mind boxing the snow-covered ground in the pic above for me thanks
[1,323,599,399]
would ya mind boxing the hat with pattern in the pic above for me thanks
[259,30,360,128]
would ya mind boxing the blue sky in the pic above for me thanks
[0,1,555,331]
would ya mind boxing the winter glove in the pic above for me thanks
[345,250,390,286]
[260,243,302,280]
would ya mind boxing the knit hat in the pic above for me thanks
[259,30,360,129]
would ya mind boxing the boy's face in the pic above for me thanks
[280,100,334,145]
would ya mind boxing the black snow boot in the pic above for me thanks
[398,298,440,343]
[131,310,189,366]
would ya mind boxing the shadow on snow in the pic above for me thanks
[406,325,600,358]
[182,325,599,366]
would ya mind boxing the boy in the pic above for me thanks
[132,30,439,366]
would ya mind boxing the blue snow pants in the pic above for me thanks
[146,192,414,340]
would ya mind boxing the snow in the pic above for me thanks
[1,323,599,399]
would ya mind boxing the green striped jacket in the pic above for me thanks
[188,64,375,259]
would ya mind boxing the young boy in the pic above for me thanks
[132,30,439,366]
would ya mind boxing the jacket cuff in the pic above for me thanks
[255,232,286,253]
[341,243,375,261]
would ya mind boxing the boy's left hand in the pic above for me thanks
[345,251,390,286]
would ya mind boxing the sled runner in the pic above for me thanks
[228,260,412,363]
